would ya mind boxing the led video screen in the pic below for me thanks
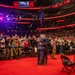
[19,1,29,8]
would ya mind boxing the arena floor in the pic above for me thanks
[0,55,75,75]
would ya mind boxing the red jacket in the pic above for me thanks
[24,41,28,47]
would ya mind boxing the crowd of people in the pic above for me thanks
[0,0,75,67]
[44,1,75,17]
[0,28,75,62]
[0,33,38,60]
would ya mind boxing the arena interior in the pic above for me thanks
[0,0,75,75]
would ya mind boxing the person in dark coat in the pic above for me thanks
[37,34,47,65]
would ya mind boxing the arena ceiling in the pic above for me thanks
[0,0,64,6]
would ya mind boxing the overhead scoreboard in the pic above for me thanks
[14,1,34,8]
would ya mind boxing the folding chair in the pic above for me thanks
[60,55,75,75]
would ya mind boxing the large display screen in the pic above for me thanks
[14,1,34,8]
[19,1,29,8]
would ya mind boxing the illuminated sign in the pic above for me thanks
[19,1,29,8]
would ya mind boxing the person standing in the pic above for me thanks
[5,37,10,59]
[37,34,47,65]
[51,38,56,59]
[31,35,38,57]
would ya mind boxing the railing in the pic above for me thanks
[36,24,75,30]
[12,12,75,21]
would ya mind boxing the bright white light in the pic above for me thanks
[19,16,21,18]
[7,18,10,21]
[0,17,3,20]
[6,15,9,17]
